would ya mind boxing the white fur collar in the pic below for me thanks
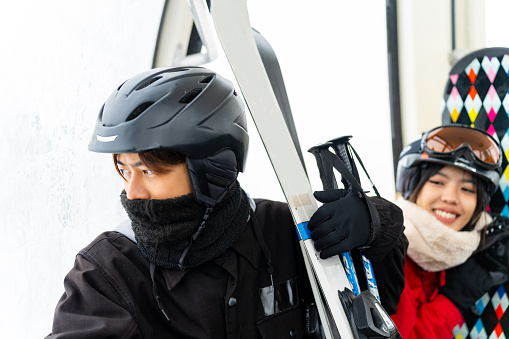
[396,198,491,272]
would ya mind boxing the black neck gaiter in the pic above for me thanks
[120,181,249,269]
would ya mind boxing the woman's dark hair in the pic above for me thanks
[113,150,187,180]
[407,163,491,231]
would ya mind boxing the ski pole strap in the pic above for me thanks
[346,144,381,197]
[329,136,380,198]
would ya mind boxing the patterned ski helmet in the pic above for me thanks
[88,66,249,206]
[442,47,509,213]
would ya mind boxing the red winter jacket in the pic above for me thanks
[391,257,462,339]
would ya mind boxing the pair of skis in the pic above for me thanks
[208,2,350,337]
[189,0,397,337]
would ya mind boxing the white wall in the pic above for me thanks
[0,1,164,337]
[396,0,509,145]
[1,1,393,338]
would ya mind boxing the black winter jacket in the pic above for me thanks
[47,199,406,338]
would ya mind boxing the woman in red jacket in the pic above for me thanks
[391,125,503,338]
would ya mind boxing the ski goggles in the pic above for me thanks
[421,125,502,170]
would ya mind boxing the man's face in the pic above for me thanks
[116,153,192,200]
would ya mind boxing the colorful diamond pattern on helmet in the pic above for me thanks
[452,108,461,122]
[491,286,509,320]
[482,56,501,83]
[470,86,479,99]
[478,293,493,314]
[502,134,509,157]
[503,55,509,75]
[484,86,502,118]
[500,177,509,201]
[444,50,509,339]
[443,51,509,215]
[488,124,498,139]
[460,283,509,338]
[503,93,509,117]
[471,318,488,339]
[504,187,509,202]
[466,58,481,83]
[447,86,464,122]
[502,205,509,217]
[492,324,505,339]
[466,88,483,123]
[454,322,469,339]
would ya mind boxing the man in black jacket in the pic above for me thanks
[47,66,406,338]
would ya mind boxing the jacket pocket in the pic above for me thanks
[256,305,306,338]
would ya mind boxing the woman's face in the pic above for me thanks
[415,165,477,231]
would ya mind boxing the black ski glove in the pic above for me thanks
[440,256,495,313]
[308,189,371,259]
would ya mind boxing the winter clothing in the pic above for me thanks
[121,181,250,269]
[440,256,495,313]
[391,258,462,338]
[391,198,492,339]
[120,190,206,247]
[47,199,311,339]
[47,196,406,338]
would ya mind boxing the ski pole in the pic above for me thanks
[328,137,380,301]
[308,143,362,296]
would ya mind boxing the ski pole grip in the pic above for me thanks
[308,142,337,191]
[329,136,359,184]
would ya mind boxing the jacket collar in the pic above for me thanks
[160,213,261,291]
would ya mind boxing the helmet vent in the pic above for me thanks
[200,75,214,84]
[126,101,154,122]
[117,81,127,91]
[136,76,162,91]
[179,88,203,104]
[98,104,104,122]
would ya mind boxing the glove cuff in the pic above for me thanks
[362,196,404,260]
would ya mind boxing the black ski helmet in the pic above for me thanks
[396,124,502,199]
[88,66,249,206]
